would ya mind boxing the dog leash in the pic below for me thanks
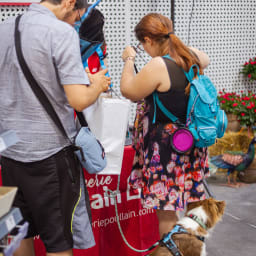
[203,178,215,198]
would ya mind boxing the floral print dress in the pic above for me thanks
[129,99,210,211]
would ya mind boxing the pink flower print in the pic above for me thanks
[196,183,204,193]
[153,198,160,208]
[153,142,160,154]
[144,196,155,208]
[150,182,168,197]
[175,175,185,188]
[179,156,185,163]
[143,185,150,195]
[167,161,176,173]
[130,169,142,180]
[142,117,149,135]
[188,197,200,203]
[156,165,163,172]
[161,175,167,182]
[153,174,158,180]
[157,193,167,201]
[150,166,156,174]
[184,156,190,163]
[200,159,205,168]
[192,171,203,182]
[184,191,191,201]
[164,202,176,211]
[145,157,150,165]
[168,189,178,203]
[171,153,177,161]
[185,180,193,190]
[166,178,175,187]
[185,172,192,180]
[152,154,160,163]
[193,159,200,169]
[174,166,183,177]
[186,163,191,169]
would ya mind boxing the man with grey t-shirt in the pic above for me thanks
[0,0,110,256]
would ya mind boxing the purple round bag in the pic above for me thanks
[170,127,194,154]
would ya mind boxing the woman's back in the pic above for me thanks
[147,57,188,124]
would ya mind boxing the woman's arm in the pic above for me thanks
[120,47,166,101]
[188,46,210,69]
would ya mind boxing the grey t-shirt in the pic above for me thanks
[0,4,90,162]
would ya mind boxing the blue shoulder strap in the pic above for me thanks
[162,54,200,82]
[152,54,179,124]
[153,92,178,124]
[95,46,113,88]
[80,0,102,21]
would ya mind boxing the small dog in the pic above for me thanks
[150,198,226,256]
[172,198,226,256]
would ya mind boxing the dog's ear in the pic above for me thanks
[216,200,226,216]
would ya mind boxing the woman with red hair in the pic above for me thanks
[120,13,210,255]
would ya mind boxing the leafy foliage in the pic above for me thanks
[218,90,256,127]
[241,57,256,81]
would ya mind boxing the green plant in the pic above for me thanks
[218,91,240,114]
[218,90,256,127]
[241,57,256,81]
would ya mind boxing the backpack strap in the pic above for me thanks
[152,92,179,124]
[184,64,200,82]
[152,54,185,125]
[95,46,113,88]
[162,54,200,83]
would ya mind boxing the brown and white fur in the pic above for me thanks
[150,198,225,256]
[172,198,225,256]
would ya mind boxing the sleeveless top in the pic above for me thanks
[146,57,189,124]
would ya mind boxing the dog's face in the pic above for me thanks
[186,198,226,229]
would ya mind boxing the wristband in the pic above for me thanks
[123,56,135,62]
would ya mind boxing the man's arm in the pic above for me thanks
[63,69,110,111]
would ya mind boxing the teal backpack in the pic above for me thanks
[155,55,228,148]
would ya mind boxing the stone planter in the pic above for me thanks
[238,156,256,183]
[226,114,241,132]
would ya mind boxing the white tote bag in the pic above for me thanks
[83,97,131,175]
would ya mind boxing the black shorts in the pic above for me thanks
[1,146,81,253]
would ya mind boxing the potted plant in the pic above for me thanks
[218,90,241,131]
[241,57,256,81]
[233,91,256,133]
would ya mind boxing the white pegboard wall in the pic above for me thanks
[0,1,255,124]
[175,0,256,94]
[89,0,171,124]
[0,5,28,22]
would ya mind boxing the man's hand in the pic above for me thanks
[85,68,111,93]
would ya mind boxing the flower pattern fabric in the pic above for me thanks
[129,99,210,211]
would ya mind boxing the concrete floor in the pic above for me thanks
[205,175,256,256]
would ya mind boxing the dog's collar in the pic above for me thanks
[188,214,208,230]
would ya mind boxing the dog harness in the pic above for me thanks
[160,225,188,256]
[160,224,205,256]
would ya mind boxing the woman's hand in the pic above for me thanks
[122,46,136,62]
